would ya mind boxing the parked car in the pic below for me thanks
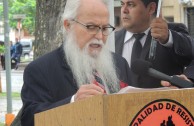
[20,39,33,59]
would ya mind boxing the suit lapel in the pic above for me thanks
[141,31,152,60]
[115,29,126,55]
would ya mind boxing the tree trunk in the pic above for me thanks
[34,0,66,59]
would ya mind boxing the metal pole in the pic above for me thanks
[18,19,21,39]
[107,0,115,52]
[3,0,12,113]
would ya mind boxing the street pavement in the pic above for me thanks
[0,98,22,124]
[0,68,24,124]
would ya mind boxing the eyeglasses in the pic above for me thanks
[72,19,115,36]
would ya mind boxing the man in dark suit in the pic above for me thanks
[12,38,23,69]
[21,0,131,126]
[115,0,193,88]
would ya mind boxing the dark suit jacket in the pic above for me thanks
[21,46,132,126]
[184,60,194,82]
[115,23,193,88]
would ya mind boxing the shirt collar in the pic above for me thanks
[124,28,150,44]
[124,31,133,43]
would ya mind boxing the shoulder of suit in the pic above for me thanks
[27,47,61,68]
[168,22,187,29]
[115,29,126,35]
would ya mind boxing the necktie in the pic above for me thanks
[131,33,145,65]
[94,74,104,85]
[92,70,106,93]
[93,70,104,85]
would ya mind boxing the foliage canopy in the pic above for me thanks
[0,0,36,35]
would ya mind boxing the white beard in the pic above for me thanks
[63,31,120,93]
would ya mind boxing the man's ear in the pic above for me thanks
[147,2,157,16]
[64,20,71,31]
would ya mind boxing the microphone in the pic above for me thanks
[131,59,194,88]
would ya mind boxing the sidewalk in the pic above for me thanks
[0,97,22,124]
[0,61,29,125]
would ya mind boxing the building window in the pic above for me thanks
[164,17,174,22]
[187,7,194,38]
[115,16,120,27]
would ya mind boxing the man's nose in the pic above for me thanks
[94,30,103,40]
[122,4,129,13]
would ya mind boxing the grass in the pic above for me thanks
[20,56,33,63]
[0,122,4,126]
[0,92,21,99]
[21,58,32,63]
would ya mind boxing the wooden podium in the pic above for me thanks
[35,88,194,126]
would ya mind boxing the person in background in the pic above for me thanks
[0,40,17,70]
[0,41,5,70]
[10,41,14,56]
[21,0,131,125]
[9,40,18,69]
[115,0,193,88]
[12,38,23,69]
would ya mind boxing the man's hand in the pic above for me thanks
[161,74,191,88]
[150,16,169,44]
[74,84,105,101]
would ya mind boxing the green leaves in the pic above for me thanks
[0,44,5,53]
[9,0,36,35]
[0,3,3,20]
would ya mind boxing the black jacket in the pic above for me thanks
[21,45,132,126]
[184,60,194,82]
[115,23,193,88]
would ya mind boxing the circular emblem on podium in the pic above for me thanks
[130,99,194,126]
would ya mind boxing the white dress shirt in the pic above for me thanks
[122,29,173,67]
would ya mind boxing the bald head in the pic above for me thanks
[77,0,109,19]
[63,0,109,20]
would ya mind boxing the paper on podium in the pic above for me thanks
[117,86,176,94]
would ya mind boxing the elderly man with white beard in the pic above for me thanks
[20,0,132,125]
